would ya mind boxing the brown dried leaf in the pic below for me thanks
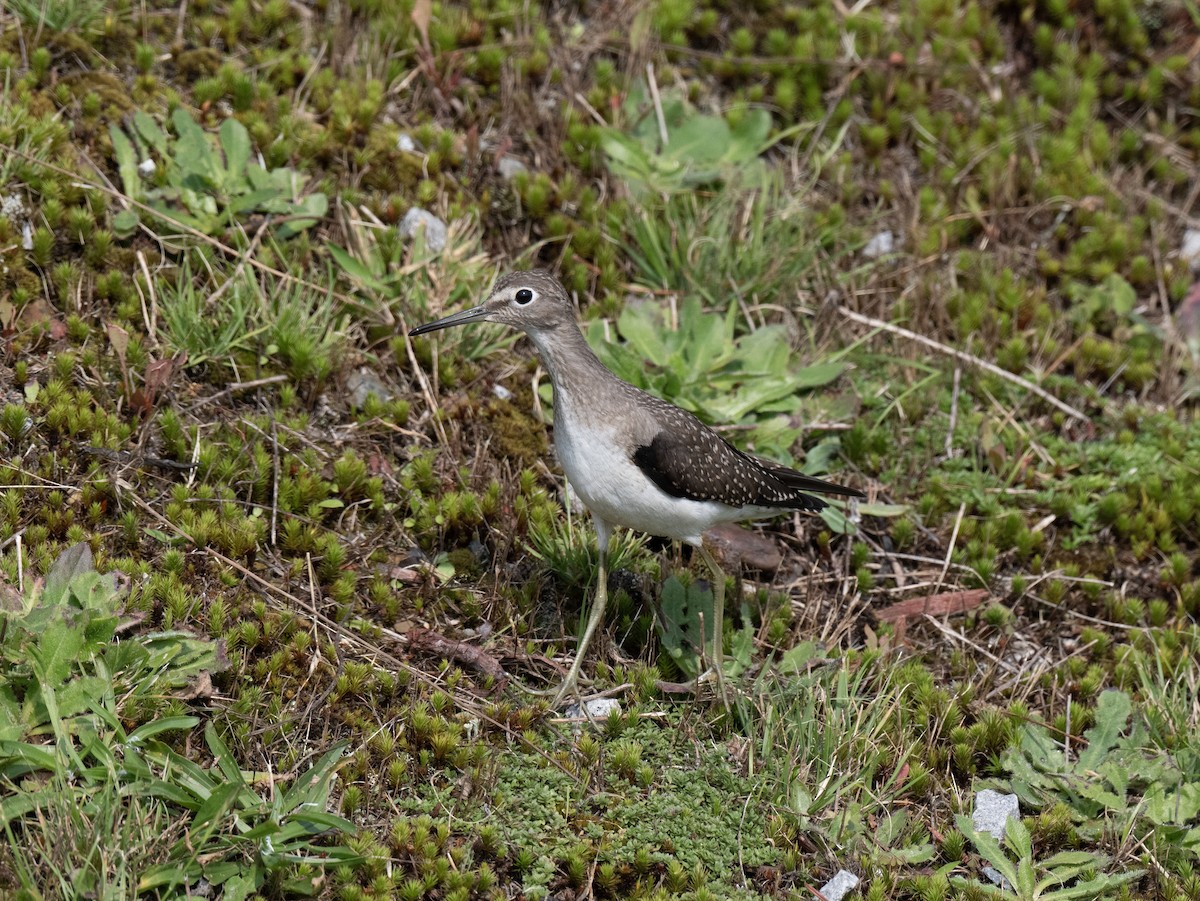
[106,322,130,371]
[411,0,432,49]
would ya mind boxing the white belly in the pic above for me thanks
[553,409,748,546]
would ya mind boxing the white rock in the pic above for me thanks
[400,207,448,252]
[1181,228,1200,272]
[498,156,527,180]
[973,789,1019,839]
[983,866,1013,891]
[815,869,859,901]
[397,133,418,153]
[346,367,394,408]
[138,158,157,176]
[21,221,33,251]
[564,698,622,720]
[0,193,26,219]
[862,229,895,259]
[493,384,513,401]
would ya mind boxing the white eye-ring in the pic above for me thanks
[514,288,535,305]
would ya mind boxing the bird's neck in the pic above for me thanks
[526,325,614,395]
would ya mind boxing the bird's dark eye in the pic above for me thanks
[515,288,534,305]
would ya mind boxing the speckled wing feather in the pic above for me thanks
[629,400,862,512]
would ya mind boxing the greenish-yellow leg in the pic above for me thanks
[544,518,613,707]
[698,542,729,704]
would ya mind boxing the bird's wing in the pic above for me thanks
[629,401,860,512]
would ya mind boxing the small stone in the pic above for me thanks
[400,207,448,252]
[397,133,418,153]
[498,156,527,180]
[0,193,26,219]
[1181,228,1200,272]
[493,384,513,401]
[983,866,1013,891]
[21,221,33,251]
[138,158,157,177]
[565,698,622,720]
[862,229,895,259]
[346,367,394,409]
[815,869,858,901]
[973,789,1019,839]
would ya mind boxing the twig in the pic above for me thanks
[137,251,159,350]
[922,613,1023,675]
[837,306,1090,422]
[188,374,289,410]
[945,366,960,457]
[936,502,966,597]
[646,63,668,147]
[270,416,280,547]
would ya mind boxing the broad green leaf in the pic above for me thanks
[664,113,731,167]
[171,107,218,183]
[599,131,651,171]
[778,640,819,673]
[280,742,349,809]
[112,207,140,236]
[132,109,170,157]
[129,715,200,744]
[819,505,856,535]
[655,575,714,679]
[616,302,671,366]
[0,739,60,775]
[42,542,94,607]
[0,690,22,743]
[1077,690,1130,770]
[32,618,85,686]
[955,814,1020,887]
[219,117,251,182]
[109,125,140,196]
[190,780,243,842]
[330,244,384,288]
[726,107,773,160]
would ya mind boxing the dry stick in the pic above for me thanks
[935,502,966,599]
[270,416,281,548]
[646,62,669,147]
[837,306,1090,422]
[945,366,961,457]
[403,330,449,449]
[188,374,290,410]
[136,250,160,349]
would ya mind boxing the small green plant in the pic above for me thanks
[157,254,264,367]
[999,689,1200,850]
[655,574,717,680]
[526,503,649,594]
[0,544,357,894]
[951,814,1142,899]
[583,293,845,462]
[109,108,327,238]
[330,214,510,362]
[600,82,793,196]
[7,0,102,32]
[263,277,349,384]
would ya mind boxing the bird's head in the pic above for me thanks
[409,269,574,338]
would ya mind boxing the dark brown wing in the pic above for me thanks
[630,402,862,512]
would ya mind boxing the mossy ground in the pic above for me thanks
[1,0,1199,898]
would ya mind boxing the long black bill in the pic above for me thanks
[409,305,490,337]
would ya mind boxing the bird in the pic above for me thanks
[410,269,864,705]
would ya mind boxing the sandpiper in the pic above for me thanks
[411,269,864,704]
